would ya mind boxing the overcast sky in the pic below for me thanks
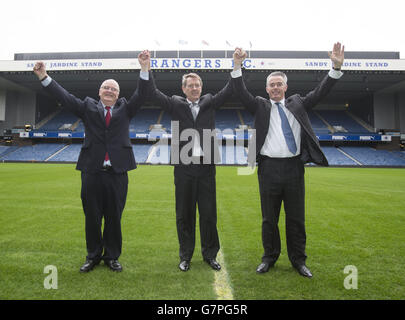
[1,0,404,60]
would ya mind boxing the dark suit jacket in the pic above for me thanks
[232,72,339,166]
[150,73,233,165]
[44,75,149,173]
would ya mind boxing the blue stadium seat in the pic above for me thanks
[1,143,66,161]
[308,110,331,134]
[48,143,82,162]
[340,146,405,166]
[37,110,79,131]
[132,144,152,163]
[215,109,240,131]
[130,108,161,133]
[316,110,370,133]
[321,146,358,165]
[0,146,19,159]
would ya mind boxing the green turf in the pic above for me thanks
[0,163,404,300]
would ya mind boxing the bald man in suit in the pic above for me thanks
[33,51,151,273]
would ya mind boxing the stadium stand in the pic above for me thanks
[308,110,331,134]
[47,143,82,162]
[132,144,152,164]
[36,109,80,131]
[2,105,403,167]
[1,143,66,161]
[130,108,161,133]
[159,111,172,132]
[316,110,371,133]
[148,143,170,164]
[339,146,405,166]
[0,145,19,159]
[215,109,241,131]
[321,146,358,166]
[239,109,254,128]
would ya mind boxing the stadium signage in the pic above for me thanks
[2,58,405,72]
[22,131,391,142]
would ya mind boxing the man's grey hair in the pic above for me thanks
[182,73,203,87]
[266,71,288,86]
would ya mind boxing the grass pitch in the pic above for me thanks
[0,163,404,300]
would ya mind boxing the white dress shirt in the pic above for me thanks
[187,99,204,157]
[230,68,343,158]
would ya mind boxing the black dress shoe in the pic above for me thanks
[204,259,221,271]
[179,260,190,272]
[105,259,123,272]
[256,262,273,273]
[295,265,313,278]
[79,259,100,273]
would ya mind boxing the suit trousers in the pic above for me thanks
[81,170,128,261]
[174,164,220,262]
[257,155,307,267]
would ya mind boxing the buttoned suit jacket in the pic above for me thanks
[43,75,149,173]
[149,73,233,165]
[231,73,340,166]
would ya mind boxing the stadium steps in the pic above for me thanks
[236,110,245,126]
[345,111,374,132]
[70,119,82,131]
[313,111,335,133]
[45,144,70,161]
[336,147,363,165]
[156,110,164,124]
[0,146,20,159]
[35,110,60,129]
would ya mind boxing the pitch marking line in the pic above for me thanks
[214,249,234,300]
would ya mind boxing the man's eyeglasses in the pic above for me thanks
[101,85,119,92]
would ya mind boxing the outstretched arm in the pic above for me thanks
[231,48,258,114]
[127,50,153,116]
[33,61,86,117]
[303,42,345,109]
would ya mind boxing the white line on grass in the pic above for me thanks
[214,249,234,300]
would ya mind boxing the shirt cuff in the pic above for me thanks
[41,76,52,87]
[231,68,242,78]
[140,71,149,80]
[328,69,343,79]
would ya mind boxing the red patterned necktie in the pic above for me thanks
[104,106,111,162]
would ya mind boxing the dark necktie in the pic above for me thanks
[104,106,111,162]
[276,102,297,154]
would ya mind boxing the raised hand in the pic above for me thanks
[138,50,151,72]
[328,42,345,69]
[233,47,247,70]
[33,61,48,80]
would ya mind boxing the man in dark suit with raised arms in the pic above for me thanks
[231,43,344,277]
[149,63,234,272]
[33,51,151,273]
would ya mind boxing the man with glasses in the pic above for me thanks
[231,43,345,278]
[149,62,233,272]
[33,51,151,273]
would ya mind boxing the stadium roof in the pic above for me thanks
[13,50,401,60]
[1,50,405,106]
